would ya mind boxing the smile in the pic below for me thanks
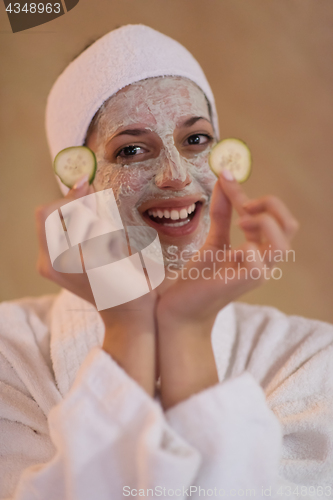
[139,198,204,237]
[148,203,196,226]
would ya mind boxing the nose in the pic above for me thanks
[154,150,192,190]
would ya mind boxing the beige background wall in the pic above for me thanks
[0,0,332,322]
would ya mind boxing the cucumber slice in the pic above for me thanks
[209,138,252,183]
[54,146,97,189]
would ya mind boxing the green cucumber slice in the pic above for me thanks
[54,146,97,189]
[209,138,252,183]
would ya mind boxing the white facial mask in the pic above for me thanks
[89,76,217,265]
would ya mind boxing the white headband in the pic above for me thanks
[45,24,219,195]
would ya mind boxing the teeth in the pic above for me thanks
[164,219,190,227]
[147,203,197,220]
[170,209,179,220]
[188,203,195,214]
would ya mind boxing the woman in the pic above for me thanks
[0,24,332,499]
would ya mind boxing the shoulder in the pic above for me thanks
[0,294,57,331]
[233,301,333,343]
[0,293,57,328]
[213,302,333,391]
[0,294,61,411]
[0,294,57,358]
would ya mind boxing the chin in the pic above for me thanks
[160,220,210,268]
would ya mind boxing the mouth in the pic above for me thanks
[139,198,204,237]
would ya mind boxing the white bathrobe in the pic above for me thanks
[0,290,332,499]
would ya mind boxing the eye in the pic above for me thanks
[117,145,147,158]
[185,134,212,146]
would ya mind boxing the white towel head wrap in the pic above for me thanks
[46,24,219,195]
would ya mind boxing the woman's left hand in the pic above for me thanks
[158,170,299,330]
[156,170,299,409]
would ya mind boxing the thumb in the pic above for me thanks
[206,177,232,248]
[64,174,94,201]
[59,175,95,234]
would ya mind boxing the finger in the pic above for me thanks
[235,220,262,244]
[206,177,232,248]
[237,241,269,284]
[36,177,92,238]
[64,174,94,200]
[237,213,291,253]
[243,195,299,238]
[222,241,267,295]
[218,169,251,216]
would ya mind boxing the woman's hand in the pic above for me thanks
[35,176,157,395]
[159,172,299,326]
[156,170,299,409]
[35,175,97,305]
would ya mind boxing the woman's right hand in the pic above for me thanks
[35,175,158,395]
[35,175,97,304]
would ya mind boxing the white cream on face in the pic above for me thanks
[89,76,217,264]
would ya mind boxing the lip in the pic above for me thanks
[138,195,205,213]
[140,201,203,237]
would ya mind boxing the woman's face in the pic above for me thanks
[87,76,217,263]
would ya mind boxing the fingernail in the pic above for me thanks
[221,168,235,181]
[73,174,89,190]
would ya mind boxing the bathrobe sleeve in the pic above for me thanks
[166,372,283,496]
[0,299,203,499]
[229,303,333,489]
[0,345,201,500]
[166,372,333,499]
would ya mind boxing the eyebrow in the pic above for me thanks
[181,116,211,127]
[111,116,211,141]
[113,128,151,138]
